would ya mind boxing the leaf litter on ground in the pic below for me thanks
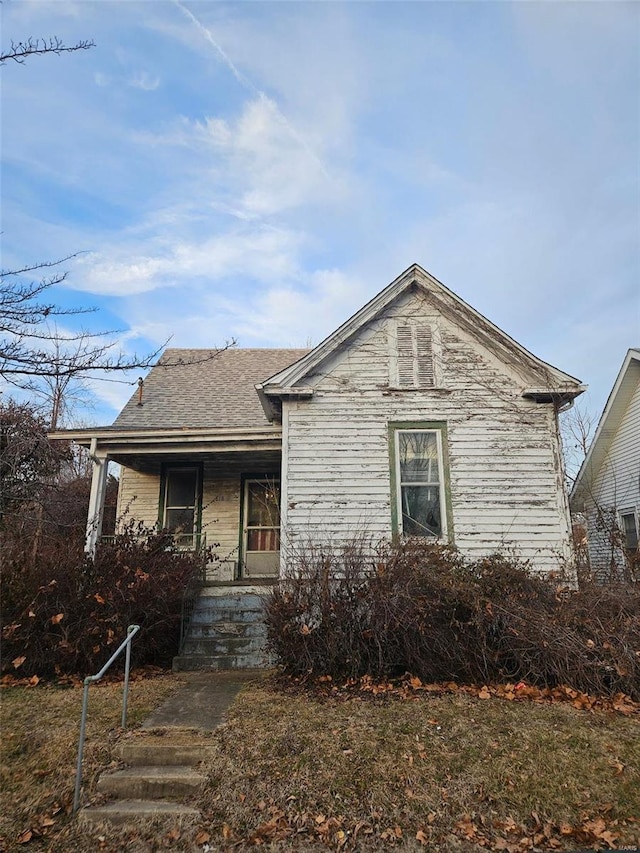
[1,671,638,852]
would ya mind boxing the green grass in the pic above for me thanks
[1,675,638,852]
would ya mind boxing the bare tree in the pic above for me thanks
[1,33,232,396]
[0,256,163,387]
[0,36,95,66]
[0,400,66,523]
[0,256,234,391]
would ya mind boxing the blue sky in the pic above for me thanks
[2,0,638,425]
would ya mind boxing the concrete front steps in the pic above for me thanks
[79,739,207,826]
[173,585,272,671]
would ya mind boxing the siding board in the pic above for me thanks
[281,291,572,575]
[584,375,640,574]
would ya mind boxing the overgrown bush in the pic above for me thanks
[1,522,207,678]
[265,540,640,699]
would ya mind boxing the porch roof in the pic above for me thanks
[48,425,283,460]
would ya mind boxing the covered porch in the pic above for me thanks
[52,425,285,583]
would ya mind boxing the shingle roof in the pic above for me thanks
[113,348,309,430]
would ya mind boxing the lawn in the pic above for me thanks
[1,674,638,852]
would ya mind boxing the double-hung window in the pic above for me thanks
[390,424,450,539]
[620,509,639,554]
[162,466,200,548]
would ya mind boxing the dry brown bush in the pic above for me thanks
[1,522,208,678]
[265,540,640,698]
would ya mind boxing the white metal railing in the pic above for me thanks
[73,624,140,814]
[100,532,206,551]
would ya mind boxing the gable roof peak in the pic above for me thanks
[261,264,584,398]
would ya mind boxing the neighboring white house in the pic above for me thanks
[571,348,640,581]
[55,264,585,579]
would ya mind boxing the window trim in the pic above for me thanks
[158,463,203,549]
[619,507,639,553]
[388,421,454,542]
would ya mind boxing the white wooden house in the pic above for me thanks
[571,348,640,580]
[60,265,584,581]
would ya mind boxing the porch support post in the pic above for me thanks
[85,439,109,556]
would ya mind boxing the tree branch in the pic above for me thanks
[0,37,95,66]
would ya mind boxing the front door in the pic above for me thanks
[242,478,280,577]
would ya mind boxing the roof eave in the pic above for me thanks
[49,424,283,448]
[255,384,314,422]
[522,386,587,406]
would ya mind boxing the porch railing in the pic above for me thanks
[100,532,207,551]
[73,624,140,814]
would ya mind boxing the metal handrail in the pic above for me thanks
[73,624,140,814]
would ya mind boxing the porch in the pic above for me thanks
[53,425,285,583]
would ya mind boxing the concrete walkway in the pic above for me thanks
[142,670,264,731]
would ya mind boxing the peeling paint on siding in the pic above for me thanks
[281,291,573,575]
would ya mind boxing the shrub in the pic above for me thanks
[265,540,640,699]
[1,522,208,678]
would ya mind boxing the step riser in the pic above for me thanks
[98,775,203,800]
[79,802,199,826]
[187,622,267,638]
[173,652,270,671]
[181,638,266,656]
[191,608,264,622]
[119,744,204,766]
[196,594,267,609]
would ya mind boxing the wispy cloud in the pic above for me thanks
[1,0,636,425]
[173,0,330,179]
[129,70,160,91]
[73,225,303,296]
[123,266,368,351]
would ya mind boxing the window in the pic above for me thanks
[162,466,200,547]
[242,477,280,577]
[620,510,639,553]
[390,425,450,539]
[393,323,435,388]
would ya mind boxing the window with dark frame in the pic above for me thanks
[620,510,639,553]
[163,467,199,547]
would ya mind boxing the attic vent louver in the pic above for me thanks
[395,324,435,388]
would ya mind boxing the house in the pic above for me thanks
[58,264,584,584]
[570,348,640,581]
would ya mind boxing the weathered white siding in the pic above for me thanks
[281,290,572,575]
[585,377,640,574]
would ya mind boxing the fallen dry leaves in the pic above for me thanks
[193,795,638,851]
[14,803,66,846]
[285,673,640,716]
[0,664,168,689]
[4,673,638,851]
